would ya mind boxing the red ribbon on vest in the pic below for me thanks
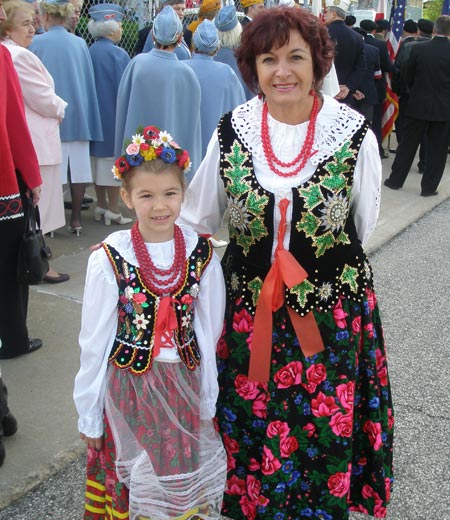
[248,198,325,382]
[153,295,178,357]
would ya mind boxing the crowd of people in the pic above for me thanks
[1,0,449,517]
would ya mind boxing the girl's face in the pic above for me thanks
[121,168,184,243]
[7,8,35,47]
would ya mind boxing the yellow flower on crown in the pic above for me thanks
[141,146,157,161]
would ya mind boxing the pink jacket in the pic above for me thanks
[3,40,67,166]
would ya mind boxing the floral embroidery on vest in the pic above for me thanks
[102,237,212,375]
[221,140,269,256]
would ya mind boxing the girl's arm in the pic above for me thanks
[73,248,118,440]
[192,252,226,419]
[178,130,228,235]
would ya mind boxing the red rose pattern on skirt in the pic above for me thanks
[216,288,394,520]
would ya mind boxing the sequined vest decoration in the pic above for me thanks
[102,237,212,375]
[218,111,373,316]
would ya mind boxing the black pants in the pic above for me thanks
[0,185,30,359]
[389,116,450,194]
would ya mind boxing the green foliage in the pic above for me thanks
[423,0,444,22]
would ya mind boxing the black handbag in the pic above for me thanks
[17,197,52,285]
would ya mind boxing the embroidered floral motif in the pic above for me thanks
[291,280,315,307]
[340,264,359,293]
[248,277,263,307]
[318,282,333,302]
[230,273,240,293]
[223,141,269,256]
[296,144,355,258]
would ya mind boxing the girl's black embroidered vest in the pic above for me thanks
[102,236,212,375]
[218,111,373,316]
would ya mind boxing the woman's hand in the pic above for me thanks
[30,185,42,207]
[80,433,103,450]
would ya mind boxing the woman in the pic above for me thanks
[0,1,43,359]
[87,3,132,226]
[29,0,102,236]
[180,7,394,520]
[1,0,69,283]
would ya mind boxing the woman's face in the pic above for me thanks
[255,29,315,114]
[7,8,35,48]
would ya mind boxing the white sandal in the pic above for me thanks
[104,210,133,226]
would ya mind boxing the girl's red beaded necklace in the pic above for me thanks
[131,222,186,296]
[261,90,319,178]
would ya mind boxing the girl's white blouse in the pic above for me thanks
[73,225,225,439]
[179,95,381,256]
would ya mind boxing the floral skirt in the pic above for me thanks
[216,288,394,520]
[84,360,227,520]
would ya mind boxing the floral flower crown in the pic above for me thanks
[112,125,191,181]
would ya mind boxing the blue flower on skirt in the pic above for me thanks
[282,460,294,473]
[300,508,314,517]
[369,396,380,409]
[315,510,333,520]
[275,482,286,493]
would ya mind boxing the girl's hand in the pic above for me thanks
[80,433,103,450]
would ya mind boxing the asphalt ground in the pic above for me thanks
[1,145,449,519]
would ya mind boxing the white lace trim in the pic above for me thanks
[231,95,365,167]
[103,225,201,268]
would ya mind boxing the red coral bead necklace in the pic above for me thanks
[261,90,319,178]
[131,222,186,295]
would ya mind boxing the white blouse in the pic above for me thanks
[179,95,381,257]
[73,225,226,439]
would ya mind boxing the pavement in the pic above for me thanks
[1,145,450,511]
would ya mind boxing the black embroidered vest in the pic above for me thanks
[218,111,373,316]
[102,236,212,375]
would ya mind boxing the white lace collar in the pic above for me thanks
[103,225,200,268]
[230,95,365,166]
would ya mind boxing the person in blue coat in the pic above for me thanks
[87,3,132,227]
[29,0,102,235]
[115,6,201,184]
[142,0,191,61]
[185,20,246,158]
[214,5,253,101]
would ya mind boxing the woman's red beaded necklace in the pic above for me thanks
[131,222,186,296]
[261,90,319,177]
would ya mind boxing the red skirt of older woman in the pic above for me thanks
[216,288,394,520]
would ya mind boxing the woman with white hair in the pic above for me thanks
[214,4,252,100]
[88,3,132,226]
[29,0,102,237]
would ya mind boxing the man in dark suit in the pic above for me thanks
[360,19,394,158]
[391,19,418,147]
[384,15,450,196]
[240,0,264,27]
[352,28,381,122]
[324,0,366,105]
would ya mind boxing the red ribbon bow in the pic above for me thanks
[248,198,325,382]
[153,295,178,357]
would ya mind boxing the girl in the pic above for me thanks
[73,125,227,520]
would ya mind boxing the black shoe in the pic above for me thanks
[388,148,397,154]
[42,273,70,284]
[83,196,94,204]
[2,412,17,437]
[380,149,389,159]
[25,338,43,355]
[420,191,438,197]
[64,202,89,211]
[384,179,401,190]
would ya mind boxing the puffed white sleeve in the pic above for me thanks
[350,128,382,246]
[73,248,118,438]
[193,252,226,420]
[178,130,228,235]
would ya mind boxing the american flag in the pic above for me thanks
[442,0,450,15]
[381,0,405,141]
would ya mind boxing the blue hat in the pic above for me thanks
[42,0,71,4]
[214,5,238,32]
[193,20,219,53]
[152,5,183,46]
[88,3,125,22]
